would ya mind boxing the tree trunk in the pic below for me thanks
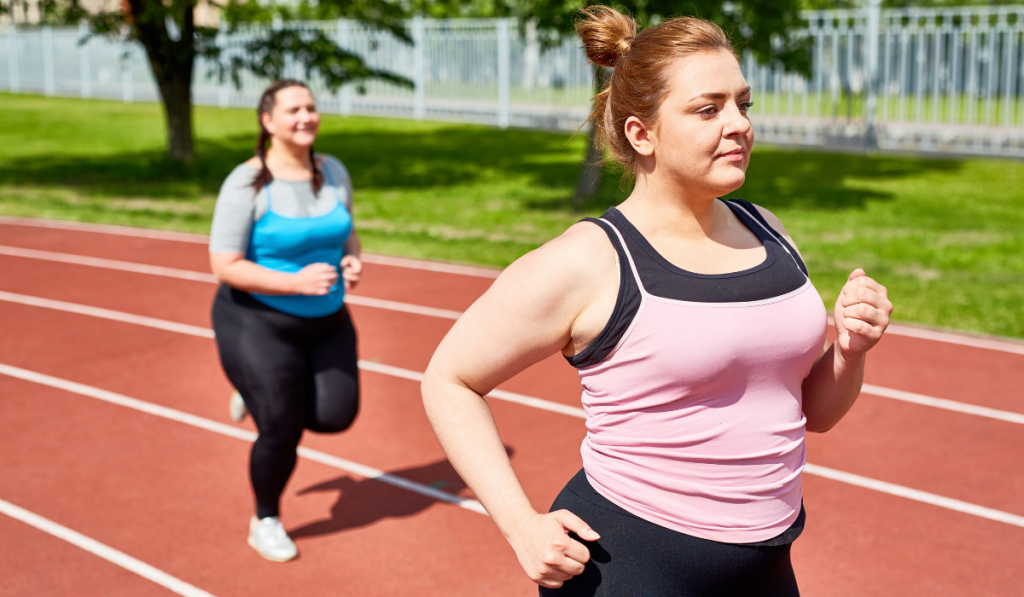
[572,64,611,208]
[132,3,197,163]
[158,70,195,163]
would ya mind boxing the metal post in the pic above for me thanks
[79,22,92,98]
[7,25,19,93]
[497,18,510,128]
[42,26,55,96]
[865,0,881,148]
[412,15,425,120]
[337,19,352,115]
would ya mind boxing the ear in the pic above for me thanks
[260,111,275,136]
[623,116,655,156]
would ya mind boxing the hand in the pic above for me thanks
[341,254,363,291]
[506,510,600,589]
[292,262,338,296]
[834,269,893,358]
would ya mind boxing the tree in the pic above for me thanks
[0,0,415,163]
[521,0,813,205]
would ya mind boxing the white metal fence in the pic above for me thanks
[1,6,1023,157]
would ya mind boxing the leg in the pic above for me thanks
[305,305,360,433]
[213,287,309,519]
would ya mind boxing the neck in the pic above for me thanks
[266,140,312,170]
[619,168,721,240]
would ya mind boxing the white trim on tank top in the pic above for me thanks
[584,216,817,369]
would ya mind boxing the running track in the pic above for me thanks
[0,216,1022,597]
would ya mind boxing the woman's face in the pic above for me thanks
[262,86,320,149]
[629,50,754,198]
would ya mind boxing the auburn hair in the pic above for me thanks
[577,6,736,178]
[251,79,324,194]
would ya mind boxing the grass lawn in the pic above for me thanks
[1,92,1022,339]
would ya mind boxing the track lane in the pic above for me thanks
[3,218,1024,596]
[0,515,178,597]
[0,376,534,597]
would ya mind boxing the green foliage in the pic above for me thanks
[525,0,812,75]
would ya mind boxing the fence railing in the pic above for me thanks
[1,6,1023,157]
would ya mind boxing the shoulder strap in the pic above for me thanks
[584,216,647,295]
[726,199,808,276]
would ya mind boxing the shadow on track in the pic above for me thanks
[288,448,514,539]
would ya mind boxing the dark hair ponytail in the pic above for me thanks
[252,79,324,195]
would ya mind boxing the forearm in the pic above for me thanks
[801,342,866,433]
[213,257,301,295]
[344,230,361,258]
[421,375,536,538]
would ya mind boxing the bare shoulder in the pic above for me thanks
[487,219,617,309]
[512,220,614,281]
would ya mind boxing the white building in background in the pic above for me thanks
[1,0,220,27]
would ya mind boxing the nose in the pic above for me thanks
[722,102,752,139]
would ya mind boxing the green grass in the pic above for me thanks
[1,92,1022,339]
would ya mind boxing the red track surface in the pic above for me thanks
[0,220,1022,596]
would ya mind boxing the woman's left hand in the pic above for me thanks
[834,269,893,358]
[341,254,363,291]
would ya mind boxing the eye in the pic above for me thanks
[740,100,754,112]
[698,106,719,118]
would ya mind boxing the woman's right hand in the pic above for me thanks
[292,262,338,295]
[507,510,600,589]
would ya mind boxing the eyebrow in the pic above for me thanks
[689,87,752,102]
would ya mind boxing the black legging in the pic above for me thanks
[541,469,802,597]
[212,284,359,519]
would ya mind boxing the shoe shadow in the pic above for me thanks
[288,447,514,539]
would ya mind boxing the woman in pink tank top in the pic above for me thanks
[422,6,894,596]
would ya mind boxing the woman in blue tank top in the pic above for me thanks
[209,80,362,562]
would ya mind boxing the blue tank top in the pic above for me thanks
[247,164,353,318]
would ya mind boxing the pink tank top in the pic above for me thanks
[575,202,828,544]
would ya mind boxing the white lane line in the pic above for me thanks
[0,245,219,282]
[0,291,217,338]
[0,290,572,416]
[0,215,211,243]
[2,290,1019,425]
[825,315,1024,356]
[358,254,501,278]
[803,464,1024,529]
[0,363,487,516]
[0,217,502,278]
[861,384,1024,426]
[357,361,588,418]
[7,242,1024,355]
[7,237,1024,356]
[5,215,1024,350]
[5,364,1024,533]
[0,498,217,597]
[345,296,461,320]
[0,245,463,320]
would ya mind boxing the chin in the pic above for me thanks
[708,172,746,197]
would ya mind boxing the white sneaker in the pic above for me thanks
[229,391,248,423]
[247,516,298,562]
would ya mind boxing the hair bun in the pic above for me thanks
[576,5,637,68]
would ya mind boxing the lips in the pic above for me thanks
[716,147,745,159]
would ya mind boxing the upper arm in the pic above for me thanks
[210,166,258,255]
[425,223,614,397]
[321,154,354,212]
